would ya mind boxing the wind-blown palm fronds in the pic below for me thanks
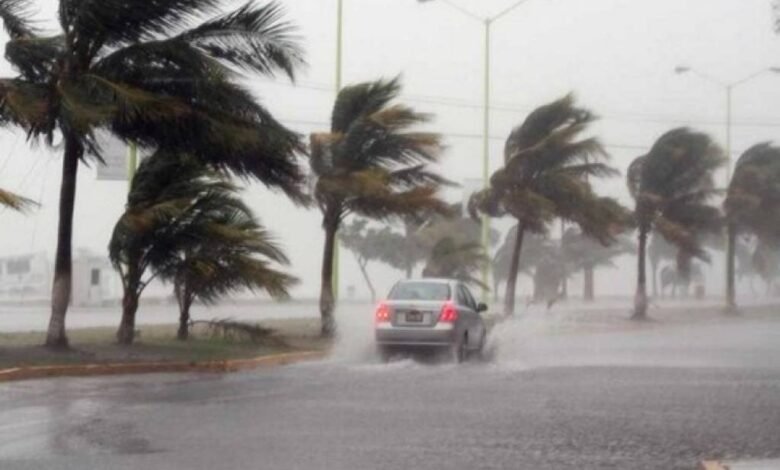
[0,0,306,348]
[0,186,35,212]
[110,151,296,345]
[471,94,629,315]
[628,128,724,319]
[309,77,450,337]
[724,143,780,311]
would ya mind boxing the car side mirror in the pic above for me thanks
[477,303,488,313]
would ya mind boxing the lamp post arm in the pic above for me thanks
[491,0,534,23]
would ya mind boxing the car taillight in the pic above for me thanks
[439,301,458,323]
[375,302,391,323]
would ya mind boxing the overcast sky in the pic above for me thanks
[1,0,779,299]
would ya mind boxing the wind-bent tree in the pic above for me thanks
[310,78,448,337]
[648,233,676,298]
[110,152,295,344]
[724,143,780,312]
[339,219,393,302]
[561,228,634,301]
[470,95,626,316]
[422,237,487,288]
[0,0,305,348]
[628,128,724,320]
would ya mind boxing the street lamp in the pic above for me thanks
[419,0,535,300]
[674,65,780,183]
[675,65,780,311]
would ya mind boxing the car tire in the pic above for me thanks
[377,346,392,363]
[450,335,468,364]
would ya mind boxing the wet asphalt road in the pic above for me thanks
[2,317,780,470]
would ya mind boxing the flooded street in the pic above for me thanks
[2,312,780,470]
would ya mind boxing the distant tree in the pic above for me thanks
[0,0,306,348]
[628,128,724,320]
[310,78,449,337]
[422,237,487,288]
[470,95,626,316]
[753,239,780,295]
[561,228,635,301]
[110,153,295,344]
[724,143,780,311]
[339,219,392,301]
[648,234,677,298]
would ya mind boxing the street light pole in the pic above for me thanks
[675,65,780,311]
[332,0,344,301]
[419,0,535,301]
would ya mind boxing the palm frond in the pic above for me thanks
[0,187,36,212]
[0,0,35,39]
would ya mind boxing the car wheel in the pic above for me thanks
[450,335,468,364]
[377,346,392,363]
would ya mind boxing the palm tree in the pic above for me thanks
[110,152,295,344]
[470,95,626,316]
[561,228,634,301]
[309,78,449,337]
[724,143,780,312]
[628,128,724,320]
[422,237,487,289]
[0,0,305,349]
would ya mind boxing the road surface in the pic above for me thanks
[2,314,780,469]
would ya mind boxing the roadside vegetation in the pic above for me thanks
[0,0,779,361]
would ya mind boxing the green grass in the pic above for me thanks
[0,319,329,370]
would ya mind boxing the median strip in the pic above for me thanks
[0,350,327,383]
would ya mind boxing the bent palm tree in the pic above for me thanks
[422,237,488,289]
[561,228,634,301]
[110,152,295,344]
[470,95,627,316]
[724,143,780,312]
[0,0,305,348]
[628,128,724,320]
[310,78,449,337]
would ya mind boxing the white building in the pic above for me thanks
[0,250,122,306]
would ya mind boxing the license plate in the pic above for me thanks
[406,311,423,322]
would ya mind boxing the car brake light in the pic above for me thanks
[375,302,391,323]
[439,301,458,322]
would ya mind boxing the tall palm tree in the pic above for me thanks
[628,128,724,320]
[110,152,295,344]
[0,0,305,348]
[310,78,449,337]
[470,95,626,316]
[724,143,780,312]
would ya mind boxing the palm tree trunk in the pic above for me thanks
[45,136,82,349]
[117,262,141,345]
[354,255,376,303]
[117,288,139,345]
[633,228,649,320]
[651,259,658,298]
[583,264,595,302]
[504,223,525,316]
[725,223,738,313]
[176,282,193,341]
[319,219,338,337]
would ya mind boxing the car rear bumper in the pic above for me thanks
[375,323,456,346]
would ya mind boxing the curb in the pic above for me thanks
[0,350,327,383]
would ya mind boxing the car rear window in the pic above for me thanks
[388,282,451,301]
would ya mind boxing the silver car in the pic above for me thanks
[374,278,488,362]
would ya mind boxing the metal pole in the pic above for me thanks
[725,85,733,184]
[332,0,343,300]
[480,20,491,302]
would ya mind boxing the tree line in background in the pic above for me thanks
[1,0,780,349]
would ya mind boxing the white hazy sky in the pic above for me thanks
[1,0,779,299]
